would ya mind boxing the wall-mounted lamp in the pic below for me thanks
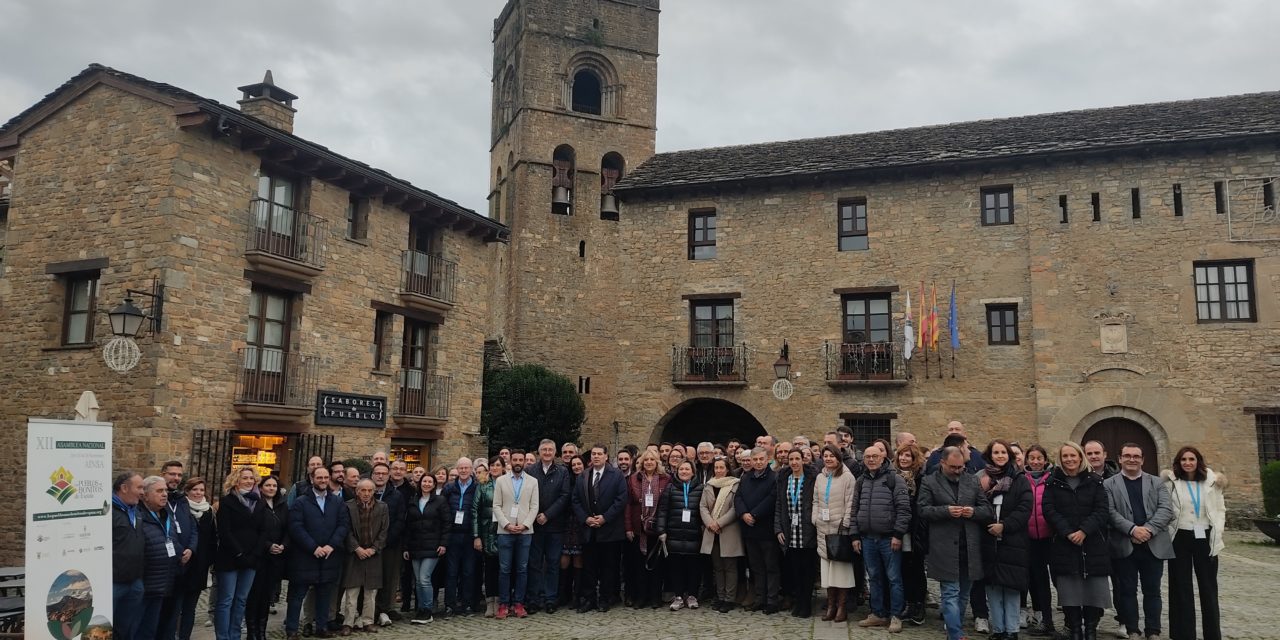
[773,341,791,379]
[108,277,164,337]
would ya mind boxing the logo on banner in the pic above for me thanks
[47,467,77,504]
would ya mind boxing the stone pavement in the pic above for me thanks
[190,531,1280,640]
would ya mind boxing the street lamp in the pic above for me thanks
[108,297,147,337]
[773,341,791,379]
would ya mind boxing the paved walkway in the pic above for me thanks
[190,531,1280,640]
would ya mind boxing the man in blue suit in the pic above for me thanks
[285,465,350,639]
[571,444,627,612]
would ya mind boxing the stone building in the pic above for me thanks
[0,65,508,559]
[490,0,1279,512]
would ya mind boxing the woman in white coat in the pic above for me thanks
[1162,446,1226,640]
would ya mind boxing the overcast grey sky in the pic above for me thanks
[2,0,1276,214]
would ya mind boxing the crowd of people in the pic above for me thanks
[109,421,1228,640]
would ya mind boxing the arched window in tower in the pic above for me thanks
[571,70,602,115]
[493,167,504,223]
[552,144,575,215]
[499,66,517,125]
[600,152,625,221]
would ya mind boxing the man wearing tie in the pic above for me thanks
[572,444,628,612]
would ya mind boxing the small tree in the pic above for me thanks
[342,458,373,479]
[1262,460,1280,517]
[481,364,584,455]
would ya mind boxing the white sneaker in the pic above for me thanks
[1020,608,1031,628]
[975,617,990,633]
[378,612,392,627]
[1114,625,1130,638]
[1031,610,1043,627]
[669,596,685,611]
[686,596,699,610]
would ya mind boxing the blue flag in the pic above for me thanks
[949,281,960,350]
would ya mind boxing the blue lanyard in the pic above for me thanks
[512,475,524,504]
[789,476,802,509]
[825,473,833,505]
[150,510,170,538]
[1186,480,1202,518]
[457,481,470,511]
[682,482,690,509]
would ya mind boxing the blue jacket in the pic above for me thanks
[140,507,181,597]
[374,484,407,548]
[286,490,351,585]
[166,490,199,573]
[572,465,628,543]
[441,478,478,535]
[734,467,778,540]
[527,461,571,533]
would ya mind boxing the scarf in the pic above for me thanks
[355,499,377,548]
[636,473,662,554]
[235,487,259,509]
[188,497,211,519]
[1025,465,1052,485]
[707,476,739,520]
[981,462,1014,496]
[895,467,919,497]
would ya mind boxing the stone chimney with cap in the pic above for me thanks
[237,70,297,133]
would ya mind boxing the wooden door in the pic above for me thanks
[1083,418,1159,475]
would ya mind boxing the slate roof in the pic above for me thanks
[614,91,1280,195]
[1,64,504,235]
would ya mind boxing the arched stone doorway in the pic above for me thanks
[1083,417,1159,475]
[652,398,766,447]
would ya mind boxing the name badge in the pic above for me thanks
[644,493,654,508]
[681,509,692,523]
[819,508,830,522]
[510,506,520,519]
[791,514,799,526]
[1193,524,1207,539]
[165,540,177,558]
[174,519,182,535]
[454,511,464,525]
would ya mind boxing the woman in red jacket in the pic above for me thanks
[1022,444,1055,637]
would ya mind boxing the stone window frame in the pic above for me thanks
[980,185,1014,226]
[1192,259,1256,323]
[372,310,393,372]
[689,298,734,348]
[841,292,892,344]
[1256,413,1280,469]
[60,272,100,346]
[985,303,1019,345]
[688,209,717,260]
[837,198,869,251]
[346,193,370,241]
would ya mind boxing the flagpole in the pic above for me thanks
[950,279,958,378]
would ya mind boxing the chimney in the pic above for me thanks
[237,70,298,133]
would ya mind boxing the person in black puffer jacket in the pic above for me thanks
[404,473,451,620]
[138,475,182,640]
[113,472,147,640]
[214,467,267,640]
[175,478,217,640]
[244,475,288,640]
[656,461,706,610]
[1042,441,1111,640]
[976,440,1033,640]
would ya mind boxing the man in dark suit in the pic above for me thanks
[571,443,627,612]
[527,438,571,613]
[285,465,351,639]
[371,462,407,625]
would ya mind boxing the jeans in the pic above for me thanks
[136,595,165,640]
[176,587,204,640]
[286,581,334,634]
[861,536,903,619]
[940,577,973,640]
[411,557,440,611]
[213,568,256,640]
[113,579,145,640]
[528,531,563,606]
[986,584,1022,634]
[445,532,477,610]
[156,582,182,640]
[1114,544,1164,636]
[1169,529,1220,640]
[497,534,533,605]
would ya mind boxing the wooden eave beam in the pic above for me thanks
[383,190,407,206]
[241,135,271,152]
[270,147,299,163]
[318,167,347,181]
[362,183,388,198]
[294,157,324,173]
[400,198,427,213]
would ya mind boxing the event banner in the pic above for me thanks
[26,419,113,640]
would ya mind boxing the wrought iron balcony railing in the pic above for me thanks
[235,348,319,407]
[245,198,326,269]
[824,340,905,382]
[401,250,458,305]
[397,370,451,419]
[672,344,749,384]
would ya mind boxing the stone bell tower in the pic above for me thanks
[488,0,659,444]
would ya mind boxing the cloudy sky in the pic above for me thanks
[2,0,1275,214]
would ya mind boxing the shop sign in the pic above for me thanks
[315,391,387,428]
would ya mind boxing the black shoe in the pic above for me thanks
[576,601,596,614]
[526,603,540,615]
[545,604,558,614]
[302,623,314,637]
[599,602,611,613]
[410,610,433,624]
[762,604,780,615]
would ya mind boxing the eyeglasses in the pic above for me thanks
[1119,454,1143,460]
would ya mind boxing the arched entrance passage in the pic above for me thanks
[1083,418,1159,475]
[653,398,766,447]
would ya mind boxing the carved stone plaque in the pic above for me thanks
[1100,323,1128,354]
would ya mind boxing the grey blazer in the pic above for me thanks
[1103,472,1175,560]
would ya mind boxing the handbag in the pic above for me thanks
[825,527,855,562]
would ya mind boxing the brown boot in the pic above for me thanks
[821,588,836,621]
[833,589,848,623]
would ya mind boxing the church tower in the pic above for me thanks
[489,0,660,445]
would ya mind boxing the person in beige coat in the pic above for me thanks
[342,479,388,634]
[699,457,743,612]
[813,444,857,622]
[493,450,540,619]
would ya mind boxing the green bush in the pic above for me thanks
[1262,460,1280,517]
[481,364,585,455]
